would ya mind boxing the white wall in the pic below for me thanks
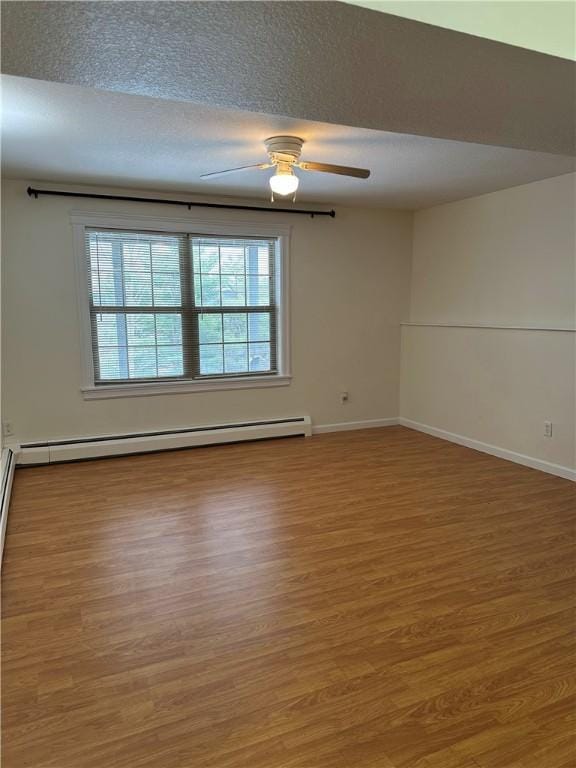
[4,174,574,473]
[1,180,412,442]
[401,173,576,472]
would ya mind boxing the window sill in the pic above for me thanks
[81,375,292,400]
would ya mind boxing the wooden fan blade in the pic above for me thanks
[297,161,370,179]
[200,163,272,178]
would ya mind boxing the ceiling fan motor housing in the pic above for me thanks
[265,136,304,164]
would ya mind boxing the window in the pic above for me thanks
[81,224,289,396]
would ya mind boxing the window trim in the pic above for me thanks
[72,212,291,399]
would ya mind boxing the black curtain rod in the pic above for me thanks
[27,186,336,218]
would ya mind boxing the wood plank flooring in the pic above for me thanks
[2,426,575,767]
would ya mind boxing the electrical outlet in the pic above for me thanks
[544,421,553,438]
[340,391,349,404]
[2,421,14,438]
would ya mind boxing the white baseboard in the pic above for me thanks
[313,418,399,434]
[1,448,16,566]
[16,416,312,465]
[399,417,576,482]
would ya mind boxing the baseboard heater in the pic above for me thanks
[1,448,16,566]
[17,416,312,465]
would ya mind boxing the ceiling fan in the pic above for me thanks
[200,136,371,201]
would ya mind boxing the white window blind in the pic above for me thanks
[86,229,279,384]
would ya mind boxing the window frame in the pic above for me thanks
[72,212,291,399]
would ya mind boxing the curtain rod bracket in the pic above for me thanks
[26,186,336,218]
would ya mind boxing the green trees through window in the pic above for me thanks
[87,230,279,383]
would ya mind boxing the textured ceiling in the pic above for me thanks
[1,1,574,157]
[3,77,574,209]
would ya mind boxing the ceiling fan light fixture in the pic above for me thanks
[269,165,299,197]
[200,136,370,198]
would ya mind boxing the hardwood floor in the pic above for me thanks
[2,426,575,768]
